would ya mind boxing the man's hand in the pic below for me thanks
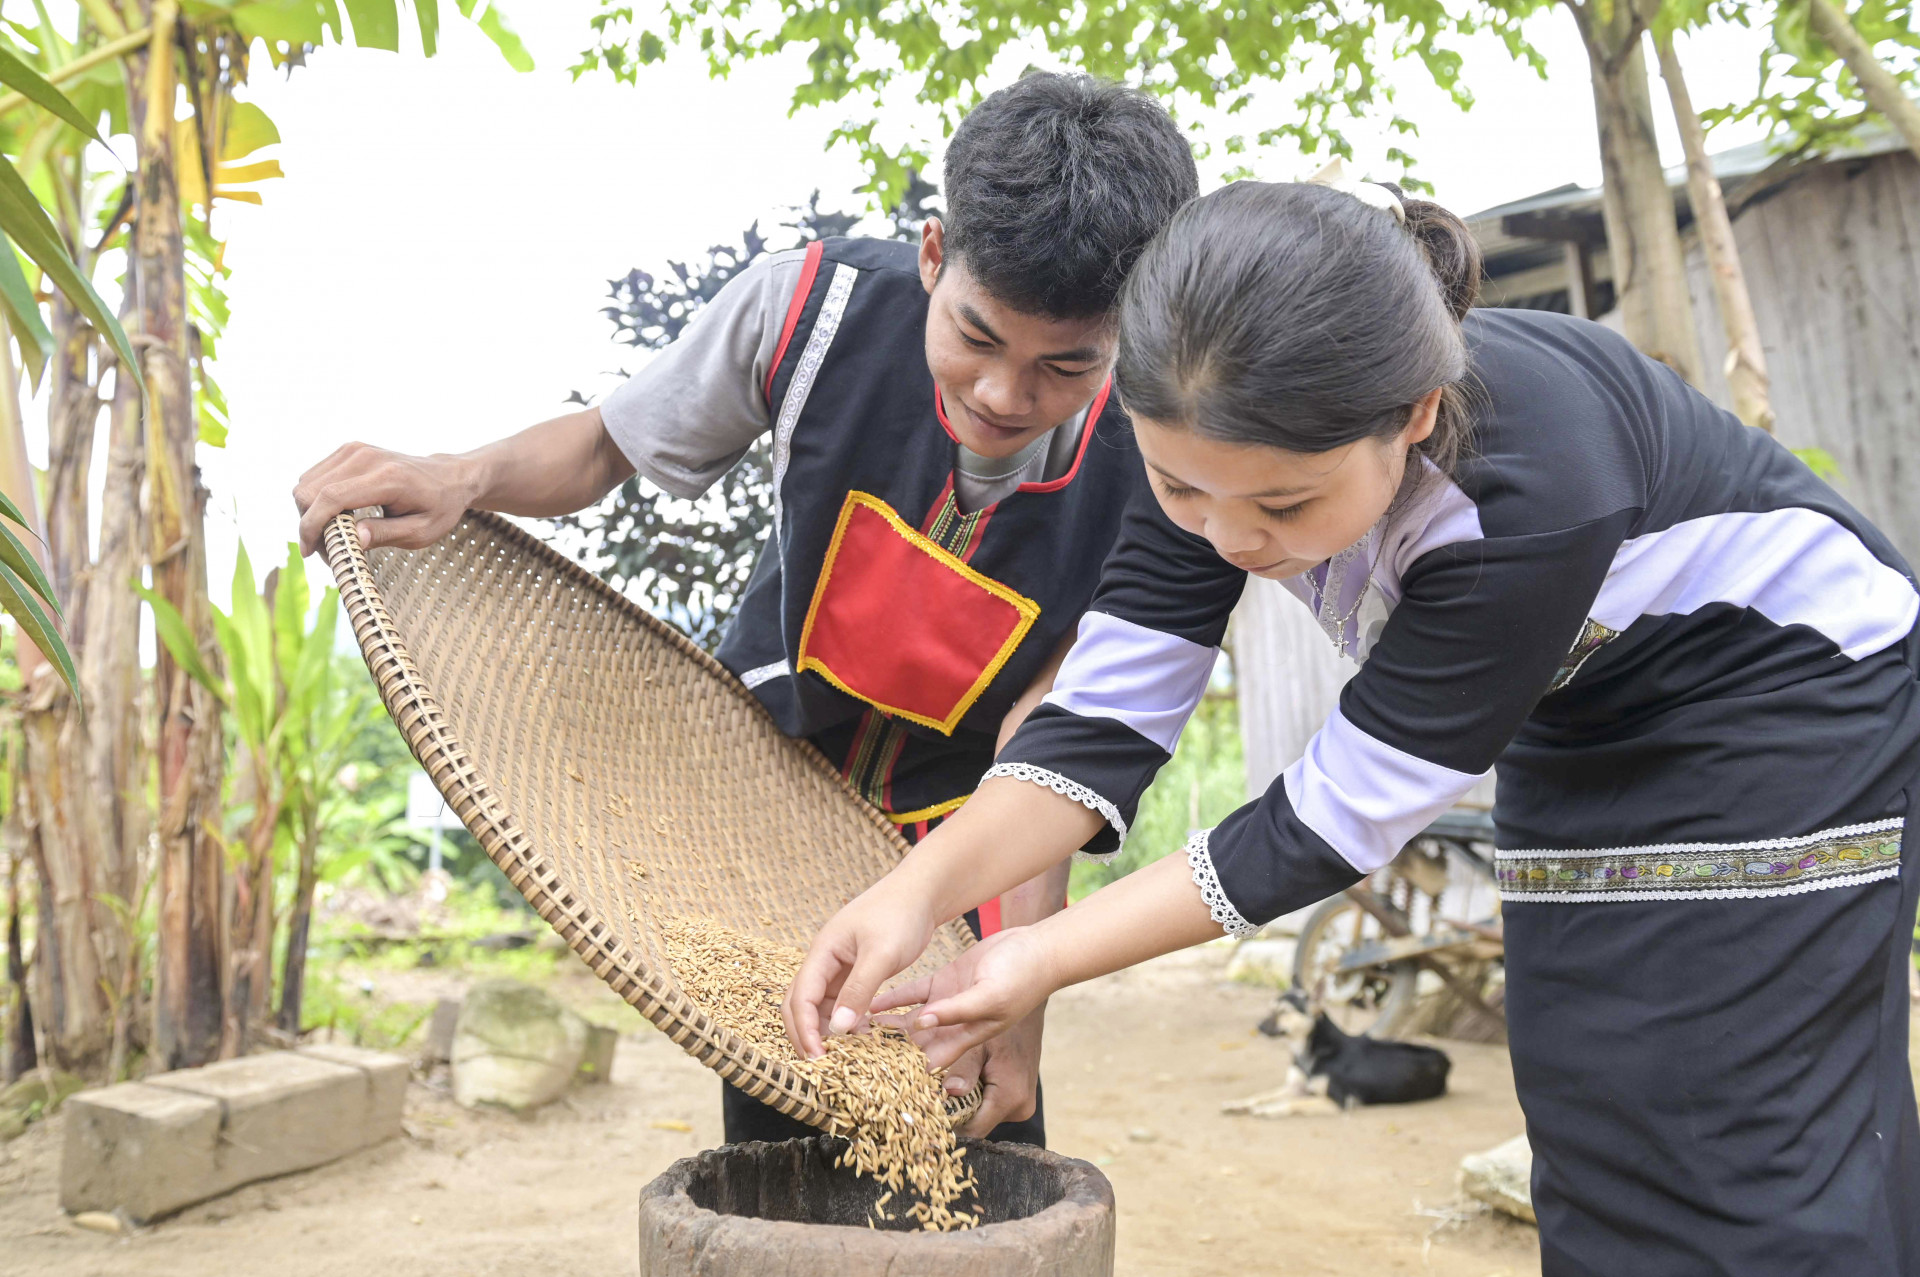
[294,442,482,556]
[937,1004,1046,1139]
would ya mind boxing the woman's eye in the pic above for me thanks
[1046,364,1094,379]
[1260,502,1307,522]
[1159,482,1199,500]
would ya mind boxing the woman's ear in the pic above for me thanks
[1404,387,1444,447]
[918,219,946,296]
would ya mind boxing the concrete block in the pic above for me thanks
[425,997,462,1064]
[60,1047,409,1223]
[61,1082,222,1222]
[297,1043,410,1132]
[577,1024,619,1084]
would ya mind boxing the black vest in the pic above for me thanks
[714,237,1143,828]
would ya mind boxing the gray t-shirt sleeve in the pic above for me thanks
[598,248,809,500]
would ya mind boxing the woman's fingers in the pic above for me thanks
[826,948,900,1038]
[786,945,841,1058]
[915,1017,1001,1070]
[871,976,932,1013]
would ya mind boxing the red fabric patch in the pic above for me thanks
[977,896,1003,937]
[797,493,1038,735]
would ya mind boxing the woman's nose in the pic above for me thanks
[1204,515,1266,560]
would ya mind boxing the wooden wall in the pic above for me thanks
[1685,149,1920,563]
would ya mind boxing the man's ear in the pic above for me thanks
[919,218,945,297]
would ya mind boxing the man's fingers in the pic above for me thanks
[359,513,444,551]
[941,1046,984,1097]
[871,977,931,1014]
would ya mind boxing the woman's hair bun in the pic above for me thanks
[1377,182,1483,321]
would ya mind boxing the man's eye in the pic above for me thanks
[959,330,994,350]
[1046,365,1095,379]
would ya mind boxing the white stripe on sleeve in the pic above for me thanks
[1592,508,1919,661]
[1041,611,1218,754]
[1283,706,1488,873]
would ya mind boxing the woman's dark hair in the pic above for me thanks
[1116,180,1483,477]
[943,72,1199,319]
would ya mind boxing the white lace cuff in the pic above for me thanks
[979,762,1128,862]
[1186,828,1255,937]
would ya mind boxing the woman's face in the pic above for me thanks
[1133,393,1440,580]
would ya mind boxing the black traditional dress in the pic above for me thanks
[994,308,1920,1274]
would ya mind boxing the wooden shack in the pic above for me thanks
[1236,127,1916,800]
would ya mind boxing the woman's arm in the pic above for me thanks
[783,777,1102,1056]
[877,851,1221,1068]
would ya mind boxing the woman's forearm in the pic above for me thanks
[1028,850,1222,994]
[889,778,1102,926]
[464,407,636,518]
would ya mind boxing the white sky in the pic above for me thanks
[30,0,1781,607]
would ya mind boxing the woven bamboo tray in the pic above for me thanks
[323,510,981,1130]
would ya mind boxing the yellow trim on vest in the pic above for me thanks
[884,796,969,826]
[797,491,1040,736]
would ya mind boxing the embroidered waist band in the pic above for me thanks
[1495,818,1902,903]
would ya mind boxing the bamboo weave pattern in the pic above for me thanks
[323,511,980,1130]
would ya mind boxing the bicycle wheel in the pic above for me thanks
[1291,893,1420,1038]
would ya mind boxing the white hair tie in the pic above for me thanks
[1304,158,1406,224]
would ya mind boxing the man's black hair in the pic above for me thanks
[942,72,1198,319]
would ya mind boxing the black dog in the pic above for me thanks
[1230,989,1450,1116]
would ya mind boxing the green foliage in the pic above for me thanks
[1793,445,1843,481]
[573,0,1549,203]
[297,969,432,1050]
[1070,692,1244,900]
[1703,0,1920,148]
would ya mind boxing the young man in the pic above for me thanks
[294,71,1198,1145]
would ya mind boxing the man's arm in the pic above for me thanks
[295,249,808,557]
[294,407,633,555]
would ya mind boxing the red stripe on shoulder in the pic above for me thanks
[1018,376,1113,494]
[763,240,827,407]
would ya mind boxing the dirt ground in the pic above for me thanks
[1,946,1555,1276]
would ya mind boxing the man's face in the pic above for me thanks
[918,220,1115,460]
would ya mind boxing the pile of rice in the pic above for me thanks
[660,915,981,1231]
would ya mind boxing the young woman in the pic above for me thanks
[785,179,1920,1275]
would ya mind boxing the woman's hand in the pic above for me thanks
[871,926,1062,1070]
[783,876,940,1058]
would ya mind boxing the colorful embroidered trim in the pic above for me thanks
[771,262,858,535]
[1548,617,1620,693]
[1497,818,1903,902]
[797,491,1040,735]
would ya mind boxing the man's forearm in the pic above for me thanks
[462,407,636,518]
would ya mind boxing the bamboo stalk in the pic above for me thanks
[1654,28,1775,432]
[0,28,155,120]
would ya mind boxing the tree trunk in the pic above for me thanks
[277,830,319,1036]
[1806,0,1920,156]
[133,0,226,1073]
[223,751,279,1058]
[0,311,116,1075]
[4,839,35,1082]
[1569,0,1704,383]
[1652,30,1773,431]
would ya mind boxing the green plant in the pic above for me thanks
[1070,692,1245,900]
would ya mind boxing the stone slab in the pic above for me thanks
[60,1048,409,1223]
[1459,1133,1536,1225]
[425,997,462,1064]
[577,1024,619,1085]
